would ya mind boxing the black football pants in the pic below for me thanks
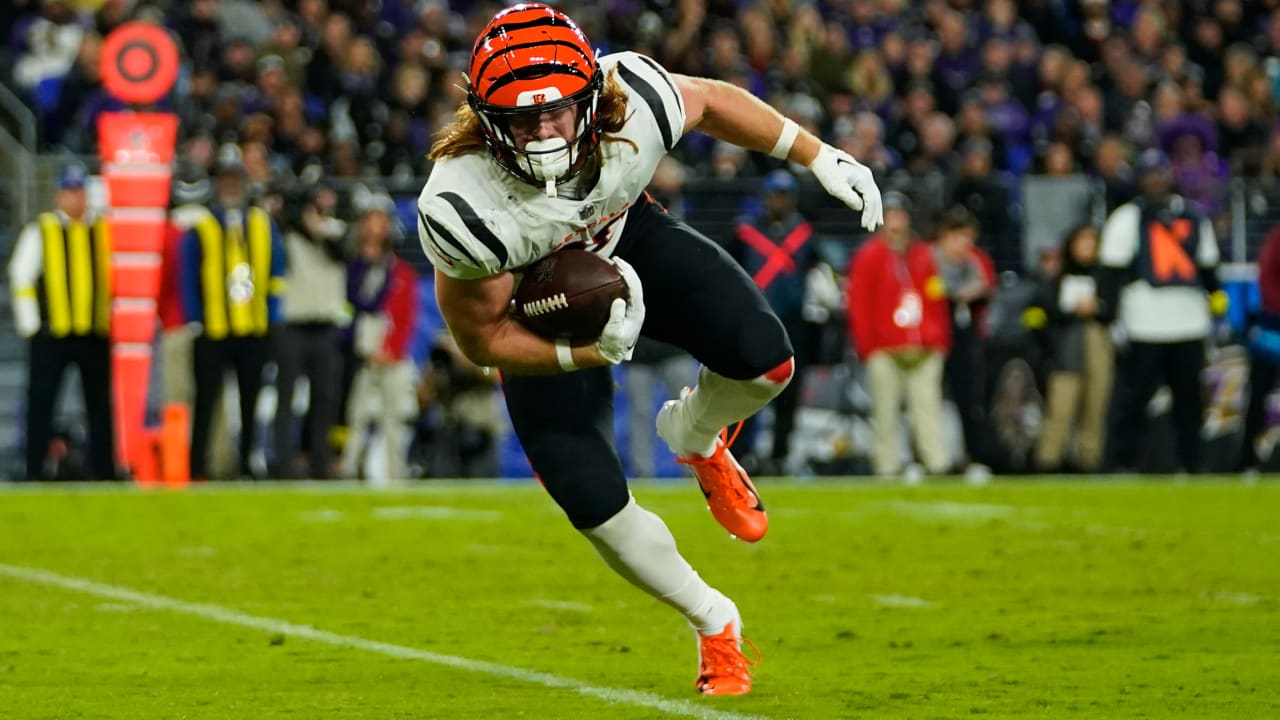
[502,196,793,529]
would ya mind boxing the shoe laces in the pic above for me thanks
[700,631,761,681]
[676,422,751,500]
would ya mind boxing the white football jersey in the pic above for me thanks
[416,51,686,280]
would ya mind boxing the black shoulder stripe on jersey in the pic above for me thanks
[438,192,509,268]
[617,64,673,150]
[478,16,560,46]
[632,54,683,118]
[420,209,475,266]
[485,64,589,96]
[477,40,592,87]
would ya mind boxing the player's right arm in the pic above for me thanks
[672,70,882,231]
[434,269,609,375]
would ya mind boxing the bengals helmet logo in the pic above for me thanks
[532,93,546,104]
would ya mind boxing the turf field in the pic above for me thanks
[0,478,1276,719]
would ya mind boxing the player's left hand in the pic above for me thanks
[596,256,645,363]
[810,143,884,232]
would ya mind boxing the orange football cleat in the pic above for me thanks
[696,617,759,696]
[677,422,768,542]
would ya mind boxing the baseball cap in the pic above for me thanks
[57,163,88,190]
[762,170,798,195]
[358,191,397,216]
[883,191,913,212]
[1135,148,1171,175]
[215,143,246,175]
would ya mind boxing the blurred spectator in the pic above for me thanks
[933,205,997,477]
[888,81,935,167]
[1105,62,1154,148]
[217,36,258,86]
[258,15,310,89]
[330,35,388,152]
[847,50,895,118]
[11,0,85,92]
[340,197,420,484]
[1073,0,1111,62]
[46,32,98,148]
[1241,224,1280,472]
[732,171,815,475]
[950,137,1016,270]
[708,141,751,181]
[1093,134,1137,212]
[175,64,219,137]
[955,92,1007,171]
[172,0,222,70]
[1035,224,1114,473]
[417,332,503,478]
[1160,116,1229,217]
[273,185,347,479]
[847,192,951,479]
[182,146,287,480]
[381,61,433,179]
[1217,85,1267,176]
[933,9,978,115]
[246,54,291,116]
[1189,13,1226,97]
[979,74,1030,154]
[8,164,115,480]
[837,112,900,174]
[1041,141,1077,176]
[891,101,954,236]
[306,10,353,103]
[1100,150,1224,473]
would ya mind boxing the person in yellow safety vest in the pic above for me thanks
[180,145,287,480]
[7,163,117,480]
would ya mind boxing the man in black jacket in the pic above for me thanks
[1099,150,1227,473]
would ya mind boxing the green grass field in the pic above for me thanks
[0,478,1277,719]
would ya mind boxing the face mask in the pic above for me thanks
[524,138,572,197]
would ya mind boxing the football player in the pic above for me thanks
[418,3,882,695]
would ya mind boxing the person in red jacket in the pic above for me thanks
[847,192,952,478]
[339,196,420,485]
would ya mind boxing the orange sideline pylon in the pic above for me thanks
[160,403,190,487]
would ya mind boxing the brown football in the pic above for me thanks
[512,248,629,342]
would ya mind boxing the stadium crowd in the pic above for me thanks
[5,0,1280,480]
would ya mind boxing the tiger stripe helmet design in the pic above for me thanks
[467,3,603,188]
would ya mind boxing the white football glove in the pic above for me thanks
[596,256,645,364]
[809,143,884,232]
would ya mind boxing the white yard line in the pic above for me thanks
[869,594,934,609]
[0,563,767,720]
[527,599,596,612]
[370,505,503,521]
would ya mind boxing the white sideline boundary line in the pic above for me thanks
[0,563,767,720]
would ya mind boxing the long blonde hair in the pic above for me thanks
[430,69,633,160]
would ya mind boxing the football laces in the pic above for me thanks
[522,293,569,317]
